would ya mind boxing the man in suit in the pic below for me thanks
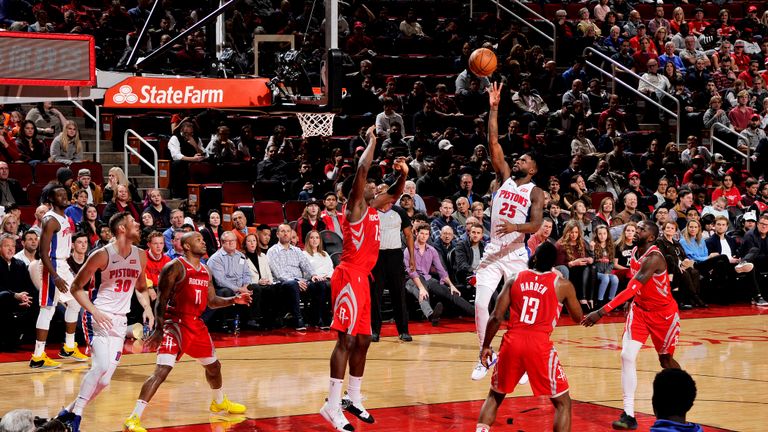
[705,215,765,305]
[0,161,28,206]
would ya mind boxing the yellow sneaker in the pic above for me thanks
[29,353,62,369]
[209,396,246,415]
[60,343,89,362]
[123,414,147,432]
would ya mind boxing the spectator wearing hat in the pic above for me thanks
[345,21,374,63]
[294,198,326,249]
[705,153,727,183]
[0,161,27,207]
[737,6,764,40]
[732,40,751,72]
[379,77,404,114]
[319,191,345,237]
[688,8,709,37]
[738,113,766,153]
[70,168,102,204]
[620,171,655,212]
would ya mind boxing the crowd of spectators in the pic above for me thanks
[2,0,768,348]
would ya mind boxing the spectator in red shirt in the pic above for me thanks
[145,231,170,293]
[728,90,755,132]
[346,21,374,62]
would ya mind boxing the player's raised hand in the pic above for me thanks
[234,290,253,305]
[479,346,494,368]
[392,156,409,175]
[92,308,113,330]
[488,82,503,108]
[366,125,377,142]
[581,310,602,327]
[54,275,69,293]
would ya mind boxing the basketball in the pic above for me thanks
[468,48,497,77]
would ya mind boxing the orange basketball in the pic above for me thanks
[468,48,497,77]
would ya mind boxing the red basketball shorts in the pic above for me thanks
[624,303,680,355]
[330,264,371,336]
[491,331,569,397]
[157,316,216,361]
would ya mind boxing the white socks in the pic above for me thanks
[131,400,148,419]
[328,378,344,408]
[213,388,225,404]
[65,333,76,349]
[73,396,88,416]
[347,375,362,405]
[476,423,491,432]
[33,341,45,357]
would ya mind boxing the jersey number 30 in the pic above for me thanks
[115,279,132,293]
[520,296,540,324]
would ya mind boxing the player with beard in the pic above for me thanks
[471,82,545,380]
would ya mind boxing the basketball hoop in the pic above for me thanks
[296,112,335,137]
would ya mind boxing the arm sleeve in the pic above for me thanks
[603,278,642,313]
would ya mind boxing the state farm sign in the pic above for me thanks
[104,77,272,108]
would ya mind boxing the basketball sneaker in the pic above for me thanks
[56,409,81,432]
[29,353,61,369]
[209,396,246,414]
[60,343,89,361]
[123,414,147,432]
[471,351,498,380]
[612,411,638,430]
[342,392,374,424]
[320,400,354,431]
[752,295,768,307]
[518,372,529,385]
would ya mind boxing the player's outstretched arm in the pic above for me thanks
[347,125,378,224]
[556,277,583,323]
[39,216,68,293]
[71,248,110,328]
[371,156,409,210]
[488,82,511,183]
[205,269,252,309]
[480,275,515,367]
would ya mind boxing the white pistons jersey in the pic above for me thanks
[490,178,535,249]
[91,244,143,315]
[45,210,73,261]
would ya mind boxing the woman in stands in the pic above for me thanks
[25,101,67,138]
[556,220,595,312]
[662,61,684,84]
[103,166,141,203]
[179,199,202,228]
[139,212,156,249]
[15,120,49,165]
[200,209,224,258]
[669,7,688,35]
[294,199,326,249]
[711,174,743,209]
[302,230,332,328]
[101,184,140,223]
[1,213,21,252]
[142,189,171,229]
[49,120,84,166]
[592,196,615,231]
[78,203,100,249]
[657,221,706,308]
[562,174,592,212]
[592,225,618,308]
[613,221,636,291]
[652,27,669,55]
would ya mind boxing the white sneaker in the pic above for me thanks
[735,262,754,273]
[471,352,498,380]
[518,372,529,385]
[320,401,354,431]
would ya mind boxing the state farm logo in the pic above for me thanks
[111,83,224,105]
[112,85,138,104]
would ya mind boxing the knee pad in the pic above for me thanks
[36,306,56,330]
[64,300,81,323]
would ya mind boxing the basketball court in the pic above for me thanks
[1,305,764,431]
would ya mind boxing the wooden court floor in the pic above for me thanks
[1,311,766,431]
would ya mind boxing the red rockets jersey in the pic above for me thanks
[507,270,562,334]
[629,245,676,311]
[339,205,380,272]
[165,257,210,320]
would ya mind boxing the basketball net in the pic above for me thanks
[296,112,335,137]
